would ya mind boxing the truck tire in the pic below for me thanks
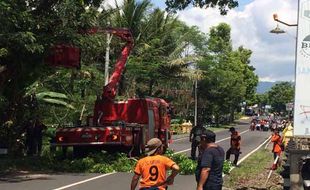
[132,134,142,156]
[132,128,146,157]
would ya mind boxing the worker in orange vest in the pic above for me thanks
[271,129,282,160]
[226,127,241,166]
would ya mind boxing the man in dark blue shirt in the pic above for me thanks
[196,130,225,190]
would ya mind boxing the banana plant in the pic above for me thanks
[35,91,75,110]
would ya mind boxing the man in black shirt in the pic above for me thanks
[190,123,204,160]
[196,129,225,190]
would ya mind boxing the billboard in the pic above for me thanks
[294,0,310,136]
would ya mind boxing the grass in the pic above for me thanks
[223,148,283,190]
[207,125,230,132]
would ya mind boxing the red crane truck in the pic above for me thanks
[49,28,172,157]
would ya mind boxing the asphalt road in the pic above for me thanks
[0,120,271,190]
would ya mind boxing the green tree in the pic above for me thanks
[165,0,238,15]
[234,46,258,105]
[0,0,103,153]
[267,82,294,113]
[198,23,257,124]
[256,93,269,108]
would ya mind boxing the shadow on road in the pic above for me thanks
[0,171,50,183]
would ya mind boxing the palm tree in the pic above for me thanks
[111,0,152,44]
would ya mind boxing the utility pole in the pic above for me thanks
[104,22,113,85]
[194,79,198,126]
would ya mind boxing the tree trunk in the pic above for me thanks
[229,105,235,123]
[148,79,154,96]
[69,70,76,93]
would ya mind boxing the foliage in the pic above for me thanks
[197,23,258,125]
[0,149,197,175]
[223,160,233,174]
[165,149,197,175]
[256,93,269,108]
[173,154,197,175]
[111,153,136,172]
[267,82,294,113]
[0,0,104,153]
[89,163,114,173]
[36,91,75,109]
[165,0,239,15]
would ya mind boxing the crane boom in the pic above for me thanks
[101,28,134,100]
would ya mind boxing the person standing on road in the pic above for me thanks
[196,129,225,190]
[130,138,180,190]
[226,127,241,166]
[190,122,205,160]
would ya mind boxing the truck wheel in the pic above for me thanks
[133,142,142,156]
[132,134,142,156]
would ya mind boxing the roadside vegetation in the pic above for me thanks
[0,149,197,175]
[0,147,236,177]
[0,151,134,174]
[223,148,283,190]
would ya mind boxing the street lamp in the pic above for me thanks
[270,13,297,34]
[270,24,285,34]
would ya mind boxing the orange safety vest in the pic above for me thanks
[134,155,176,190]
[271,134,282,153]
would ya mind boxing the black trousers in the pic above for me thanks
[226,148,240,165]
[191,140,199,160]
[203,185,222,190]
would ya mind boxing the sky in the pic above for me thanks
[103,0,298,82]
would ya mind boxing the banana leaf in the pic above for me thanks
[40,98,75,109]
[36,91,69,100]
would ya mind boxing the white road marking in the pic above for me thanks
[173,126,249,142]
[174,129,249,154]
[222,135,272,176]
[52,172,116,190]
[236,135,272,165]
[173,136,189,142]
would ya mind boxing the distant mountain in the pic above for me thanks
[257,81,276,94]
[256,81,294,94]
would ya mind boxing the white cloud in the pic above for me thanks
[101,0,123,9]
[177,0,298,82]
